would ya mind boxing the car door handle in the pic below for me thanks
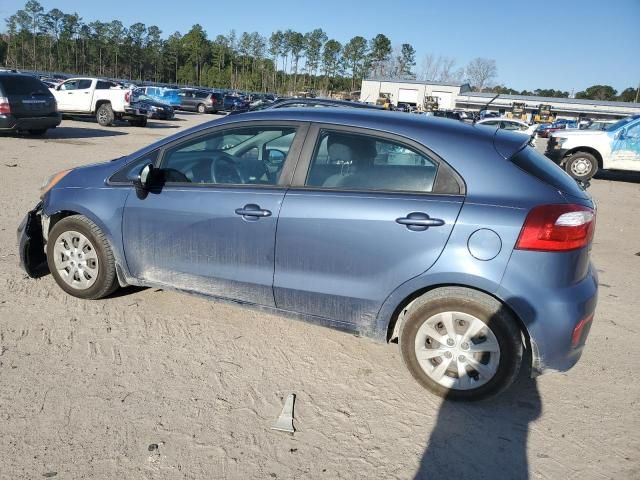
[235,204,272,218]
[396,213,445,231]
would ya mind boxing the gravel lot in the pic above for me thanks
[1,115,639,480]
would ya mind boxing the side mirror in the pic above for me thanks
[266,149,286,165]
[128,163,154,190]
[615,129,625,140]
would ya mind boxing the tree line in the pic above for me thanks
[0,1,420,93]
[1,1,637,102]
[486,84,638,102]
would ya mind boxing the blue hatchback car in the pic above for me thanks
[17,109,598,400]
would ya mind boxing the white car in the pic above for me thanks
[546,115,640,181]
[475,118,539,137]
[49,77,147,127]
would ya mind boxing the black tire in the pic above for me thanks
[96,103,115,126]
[399,287,523,401]
[564,152,598,181]
[197,103,206,113]
[28,129,47,136]
[46,215,119,300]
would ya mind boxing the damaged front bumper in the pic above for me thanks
[16,202,49,278]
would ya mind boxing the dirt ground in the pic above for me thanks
[0,114,639,480]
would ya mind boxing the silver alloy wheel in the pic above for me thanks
[97,109,108,123]
[52,230,99,290]
[571,157,592,176]
[414,311,501,390]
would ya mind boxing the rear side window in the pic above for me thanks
[78,80,92,89]
[512,146,588,198]
[0,75,49,95]
[305,130,460,194]
[96,81,113,89]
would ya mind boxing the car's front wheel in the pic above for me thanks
[400,287,523,401]
[565,152,598,181]
[46,215,119,299]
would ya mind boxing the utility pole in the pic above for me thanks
[635,81,640,103]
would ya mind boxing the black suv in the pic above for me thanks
[0,73,61,135]
[178,89,224,114]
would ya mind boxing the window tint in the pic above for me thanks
[96,81,113,89]
[0,75,49,95]
[160,127,297,185]
[512,146,587,199]
[77,79,92,89]
[305,130,440,193]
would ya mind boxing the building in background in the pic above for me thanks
[360,78,471,110]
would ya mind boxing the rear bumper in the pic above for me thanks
[544,146,568,164]
[0,113,62,131]
[16,202,48,277]
[498,251,598,375]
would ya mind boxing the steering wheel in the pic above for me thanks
[211,152,244,184]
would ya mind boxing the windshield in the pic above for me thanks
[606,116,639,132]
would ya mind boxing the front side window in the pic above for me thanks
[160,126,297,186]
[60,80,78,91]
[305,130,441,193]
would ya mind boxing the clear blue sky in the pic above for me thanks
[2,0,639,93]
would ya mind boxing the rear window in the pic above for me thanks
[512,146,588,198]
[0,75,49,95]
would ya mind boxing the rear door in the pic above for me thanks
[273,125,464,325]
[0,75,56,118]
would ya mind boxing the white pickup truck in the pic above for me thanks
[49,77,148,127]
[546,115,640,181]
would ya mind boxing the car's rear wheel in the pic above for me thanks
[197,103,206,113]
[399,287,523,401]
[96,103,114,126]
[565,152,598,181]
[46,215,119,300]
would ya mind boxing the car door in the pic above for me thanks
[121,121,308,306]
[55,79,79,110]
[273,125,464,325]
[610,120,640,172]
[73,79,94,112]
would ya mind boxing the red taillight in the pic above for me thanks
[124,91,131,103]
[0,96,10,115]
[571,313,594,348]
[516,204,595,252]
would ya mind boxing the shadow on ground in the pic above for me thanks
[595,170,640,184]
[44,127,128,139]
[146,122,181,129]
[415,374,540,480]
